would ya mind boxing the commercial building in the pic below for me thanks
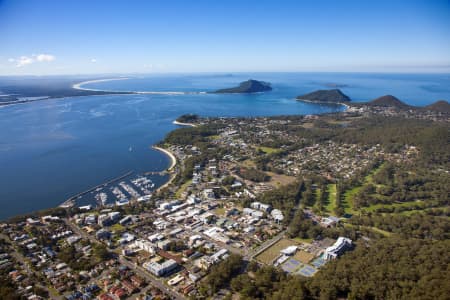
[324,237,352,260]
[144,259,178,277]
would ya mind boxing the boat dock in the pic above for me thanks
[60,170,134,207]
[144,170,170,176]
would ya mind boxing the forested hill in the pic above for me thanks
[423,100,450,113]
[365,94,410,108]
[351,96,450,113]
[212,79,272,93]
[296,89,351,103]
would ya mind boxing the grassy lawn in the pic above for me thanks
[397,207,442,216]
[363,201,422,213]
[294,250,315,264]
[266,171,297,187]
[257,146,282,154]
[214,207,226,216]
[326,120,351,126]
[209,135,221,140]
[47,286,60,297]
[301,122,315,128]
[343,222,392,237]
[292,237,313,244]
[324,184,337,213]
[342,163,386,215]
[313,188,322,210]
[240,159,256,168]
[175,179,192,199]
[368,226,392,237]
[342,186,360,214]
[255,238,299,265]
[109,223,125,232]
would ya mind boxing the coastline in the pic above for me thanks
[73,78,206,95]
[72,77,206,95]
[152,145,177,192]
[172,120,197,127]
[72,77,131,91]
[152,146,176,171]
[296,98,350,111]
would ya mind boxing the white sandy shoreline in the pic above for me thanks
[152,146,177,171]
[172,120,197,127]
[73,77,207,95]
[72,77,131,91]
[152,145,178,192]
[296,98,350,111]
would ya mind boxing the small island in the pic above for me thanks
[296,89,351,103]
[212,79,272,93]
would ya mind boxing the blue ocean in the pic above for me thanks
[0,72,449,219]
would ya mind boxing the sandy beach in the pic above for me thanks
[73,78,206,95]
[172,120,197,127]
[152,145,176,171]
[296,98,350,111]
[72,77,131,91]
[152,145,178,192]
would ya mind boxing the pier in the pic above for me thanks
[60,170,133,207]
[144,170,171,176]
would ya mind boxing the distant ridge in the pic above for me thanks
[296,89,351,103]
[212,79,272,93]
[353,96,450,113]
[367,95,410,108]
[423,100,450,113]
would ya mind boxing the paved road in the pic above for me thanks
[64,219,97,244]
[245,230,286,260]
[119,256,186,300]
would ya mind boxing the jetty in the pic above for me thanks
[144,170,171,176]
[60,170,133,207]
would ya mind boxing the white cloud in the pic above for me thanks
[17,56,34,67]
[35,54,55,62]
[9,53,55,67]
[91,58,97,63]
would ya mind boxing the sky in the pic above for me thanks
[0,0,449,75]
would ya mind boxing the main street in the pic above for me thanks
[118,256,186,300]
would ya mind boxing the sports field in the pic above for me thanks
[255,238,298,264]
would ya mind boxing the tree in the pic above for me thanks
[201,254,243,295]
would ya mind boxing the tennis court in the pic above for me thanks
[297,265,318,277]
[311,255,327,268]
[281,258,302,273]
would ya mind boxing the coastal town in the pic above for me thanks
[1,98,449,300]
[2,1,449,298]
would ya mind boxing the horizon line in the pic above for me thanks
[1,70,450,77]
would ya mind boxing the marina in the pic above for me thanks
[61,172,160,209]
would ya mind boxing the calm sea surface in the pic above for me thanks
[0,73,449,219]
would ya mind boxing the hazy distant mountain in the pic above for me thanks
[212,79,272,93]
[367,95,410,108]
[296,89,351,103]
[422,100,450,113]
